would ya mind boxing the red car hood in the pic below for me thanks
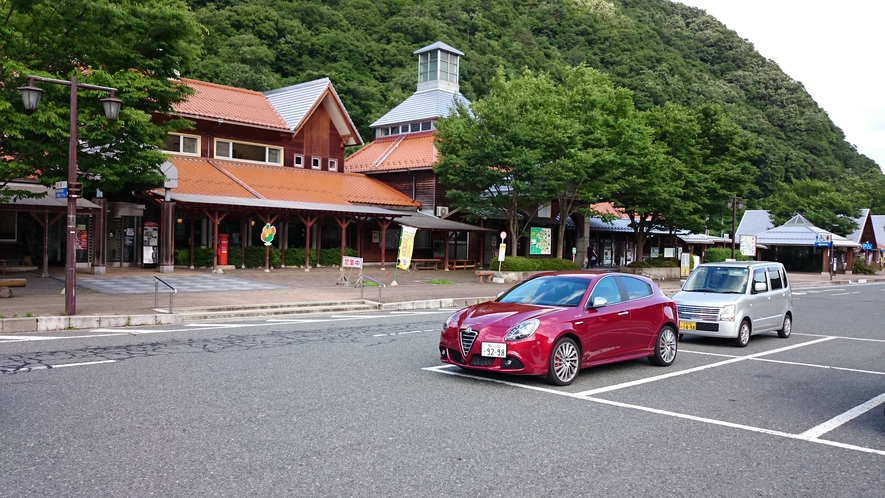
[457,301,563,329]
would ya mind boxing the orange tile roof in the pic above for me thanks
[591,202,630,219]
[168,156,419,208]
[172,79,290,131]
[345,132,437,173]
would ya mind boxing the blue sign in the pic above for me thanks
[862,243,873,250]
[55,188,67,199]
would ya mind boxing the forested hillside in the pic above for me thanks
[183,0,880,205]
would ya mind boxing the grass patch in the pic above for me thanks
[428,279,454,285]
[363,281,380,287]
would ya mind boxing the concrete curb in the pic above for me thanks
[2,278,881,334]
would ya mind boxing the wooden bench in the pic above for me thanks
[448,259,476,270]
[475,270,496,283]
[411,258,442,270]
[0,278,26,298]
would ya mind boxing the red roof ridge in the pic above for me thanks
[177,78,266,97]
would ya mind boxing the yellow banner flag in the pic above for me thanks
[397,225,418,270]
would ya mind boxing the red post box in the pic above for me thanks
[217,234,229,265]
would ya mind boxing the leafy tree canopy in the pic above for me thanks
[1,0,205,201]
[184,0,881,214]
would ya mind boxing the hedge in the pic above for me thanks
[488,256,581,272]
[174,246,357,268]
[704,247,753,263]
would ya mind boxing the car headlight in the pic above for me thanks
[504,319,540,341]
[719,304,736,321]
[444,312,458,329]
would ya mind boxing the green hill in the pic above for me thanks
[184,0,880,200]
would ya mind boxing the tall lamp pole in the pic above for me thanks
[727,195,744,260]
[18,75,122,315]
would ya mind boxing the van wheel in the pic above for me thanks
[733,320,751,348]
[777,315,792,338]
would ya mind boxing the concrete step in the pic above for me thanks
[175,300,378,321]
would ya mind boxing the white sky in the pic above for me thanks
[680,1,885,171]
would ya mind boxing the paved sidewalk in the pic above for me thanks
[2,264,884,324]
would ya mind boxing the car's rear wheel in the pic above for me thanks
[545,337,580,386]
[733,319,751,347]
[777,314,792,338]
[650,325,678,366]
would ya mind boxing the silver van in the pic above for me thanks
[672,261,793,347]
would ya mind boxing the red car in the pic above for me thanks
[439,271,679,385]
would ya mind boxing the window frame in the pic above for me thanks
[213,138,283,166]
[311,157,321,170]
[163,133,201,156]
[294,154,304,168]
[328,159,338,171]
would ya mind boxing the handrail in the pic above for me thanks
[154,276,177,313]
[357,273,385,302]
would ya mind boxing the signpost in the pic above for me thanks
[814,234,834,280]
[494,231,507,283]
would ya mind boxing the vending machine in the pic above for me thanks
[143,221,159,267]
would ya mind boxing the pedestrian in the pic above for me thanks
[589,249,598,269]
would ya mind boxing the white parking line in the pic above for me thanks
[372,329,437,337]
[682,349,885,375]
[800,392,885,439]
[423,365,885,456]
[575,337,836,396]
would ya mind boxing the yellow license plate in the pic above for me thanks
[679,321,696,331]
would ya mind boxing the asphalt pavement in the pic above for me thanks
[1,263,883,332]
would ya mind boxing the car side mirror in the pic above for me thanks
[754,282,767,292]
[589,296,608,308]
[679,279,686,288]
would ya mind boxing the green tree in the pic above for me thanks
[764,180,863,236]
[435,69,562,257]
[0,0,204,201]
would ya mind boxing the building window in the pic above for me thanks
[214,139,282,165]
[419,51,438,83]
[421,122,432,131]
[163,134,200,155]
[378,121,434,138]
[328,159,338,171]
[312,157,321,169]
[0,212,16,241]
[294,154,304,167]
[439,51,458,83]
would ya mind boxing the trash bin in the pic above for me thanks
[217,234,229,265]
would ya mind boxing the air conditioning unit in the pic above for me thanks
[435,206,449,218]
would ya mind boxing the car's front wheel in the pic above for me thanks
[733,319,751,347]
[650,325,678,366]
[777,314,792,338]
[545,337,580,386]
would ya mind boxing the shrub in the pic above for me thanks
[488,256,581,272]
[626,256,678,268]
[704,247,753,263]
[852,258,878,275]
[175,246,357,268]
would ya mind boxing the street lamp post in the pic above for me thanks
[18,75,122,315]
[727,195,744,260]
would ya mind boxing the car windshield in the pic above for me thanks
[498,275,590,307]
[682,266,749,294]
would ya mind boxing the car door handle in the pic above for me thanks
[618,311,629,316]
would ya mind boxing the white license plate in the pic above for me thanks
[481,342,506,358]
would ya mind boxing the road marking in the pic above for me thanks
[424,365,885,457]
[800,392,885,439]
[389,311,448,315]
[681,349,885,375]
[794,333,885,343]
[0,335,66,341]
[52,360,117,369]
[372,329,437,337]
[575,337,837,396]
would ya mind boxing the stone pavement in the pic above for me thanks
[1,264,884,331]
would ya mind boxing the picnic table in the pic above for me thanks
[447,259,476,270]
[410,258,443,270]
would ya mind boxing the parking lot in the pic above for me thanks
[426,284,885,456]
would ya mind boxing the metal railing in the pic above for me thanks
[154,276,177,313]
[357,273,385,302]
